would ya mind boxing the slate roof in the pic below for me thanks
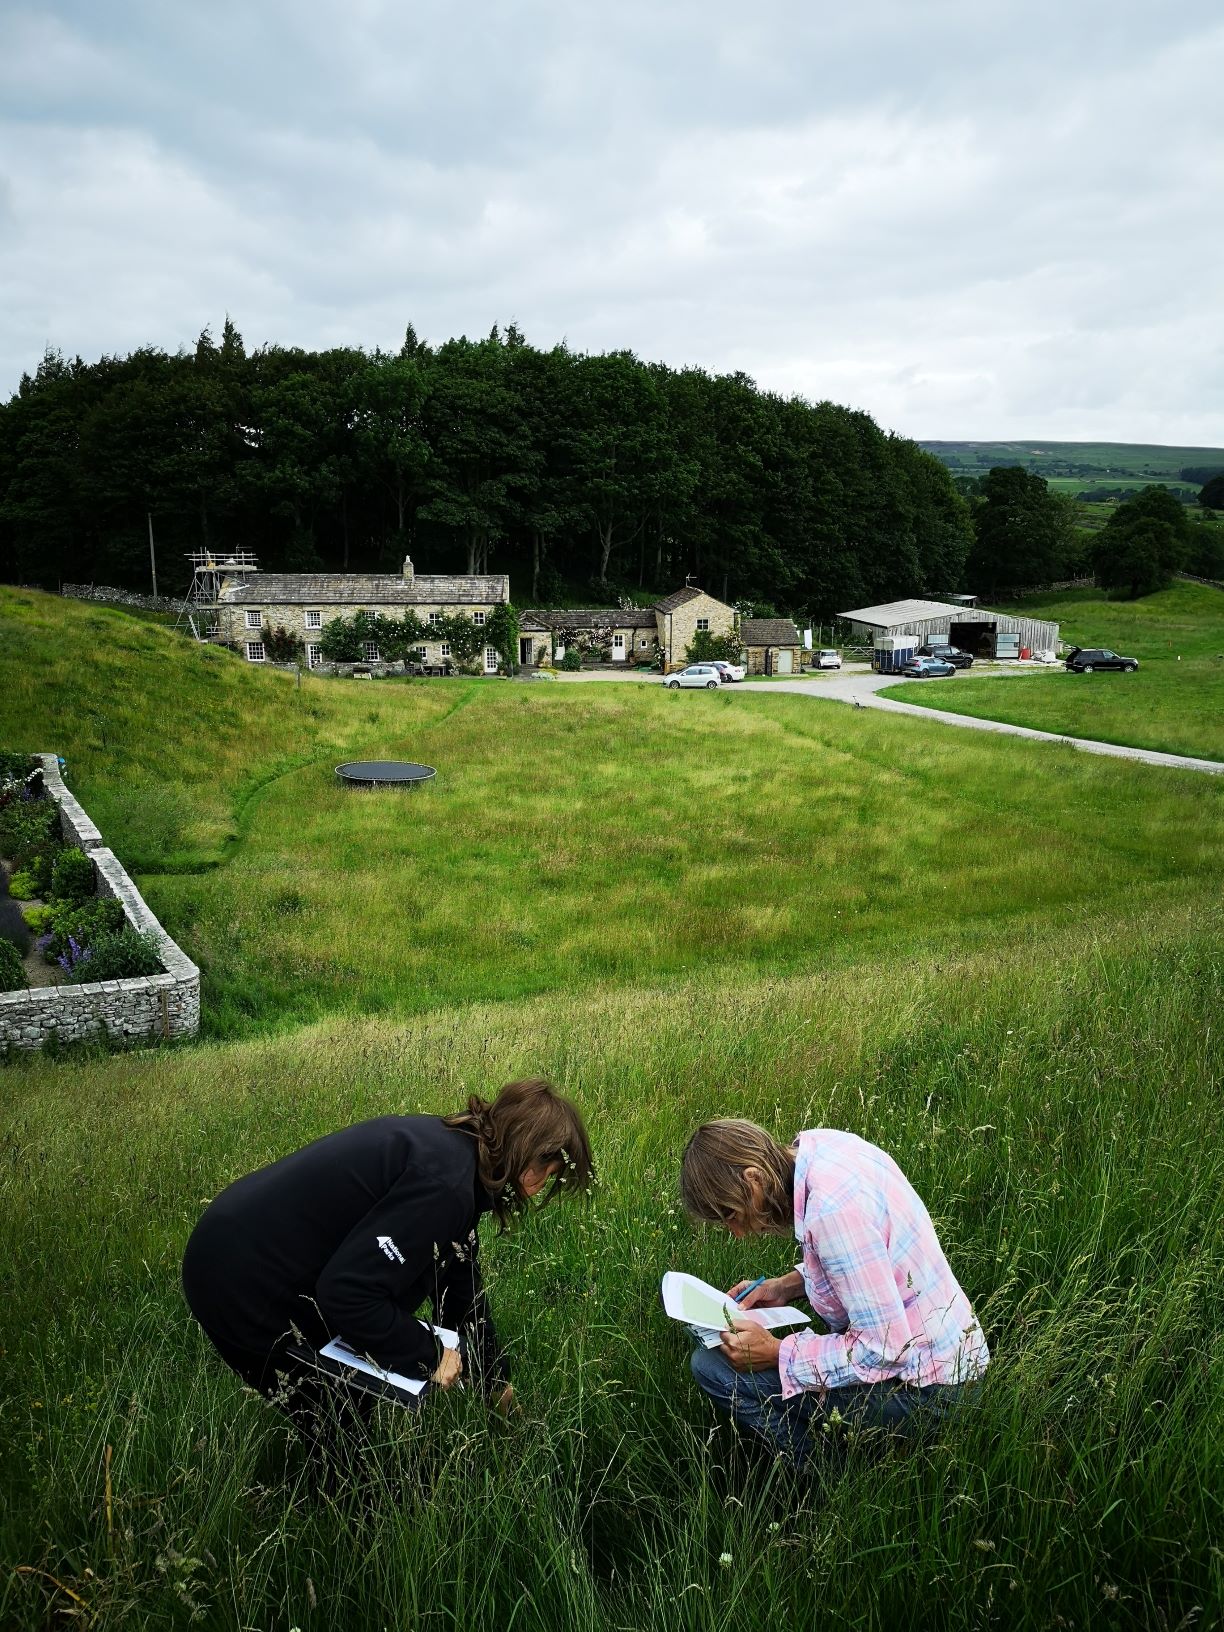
[522,607,658,630]
[651,586,706,614]
[741,617,801,647]
[217,572,509,606]
[838,598,964,627]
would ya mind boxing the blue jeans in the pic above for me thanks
[690,1344,962,1471]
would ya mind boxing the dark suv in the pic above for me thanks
[1065,647,1139,673]
[916,643,974,669]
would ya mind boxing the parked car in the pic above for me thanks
[814,649,842,670]
[1064,647,1139,673]
[527,669,558,680]
[900,656,957,679]
[665,664,723,689]
[709,660,746,682]
[916,643,973,669]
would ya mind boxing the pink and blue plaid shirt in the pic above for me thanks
[776,1130,989,1399]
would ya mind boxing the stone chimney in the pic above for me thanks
[402,554,414,582]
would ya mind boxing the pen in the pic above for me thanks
[733,1276,766,1304]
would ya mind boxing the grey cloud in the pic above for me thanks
[0,0,1221,441]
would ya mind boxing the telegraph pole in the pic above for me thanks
[147,512,158,600]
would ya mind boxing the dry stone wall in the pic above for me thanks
[0,757,200,1052]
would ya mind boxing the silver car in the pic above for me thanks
[665,664,723,690]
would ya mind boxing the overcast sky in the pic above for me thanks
[1,0,1221,443]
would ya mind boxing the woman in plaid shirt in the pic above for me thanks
[680,1120,989,1469]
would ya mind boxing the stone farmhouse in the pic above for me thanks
[215,558,510,672]
[216,562,742,675]
[520,586,737,672]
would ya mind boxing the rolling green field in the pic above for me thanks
[881,582,1224,761]
[2,588,1223,1630]
[921,440,1224,502]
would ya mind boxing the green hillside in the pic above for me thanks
[2,588,1222,1630]
[921,439,1224,500]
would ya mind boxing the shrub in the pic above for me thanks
[65,927,162,983]
[559,648,584,671]
[22,905,52,933]
[264,625,304,663]
[51,846,95,905]
[0,751,36,781]
[7,869,39,900]
[43,898,125,963]
[685,629,746,666]
[0,796,58,865]
[0,937,25,992]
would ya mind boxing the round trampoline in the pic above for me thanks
[335,760,437,790]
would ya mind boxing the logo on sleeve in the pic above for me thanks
[376,1235,405,1264]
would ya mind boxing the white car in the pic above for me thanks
[665,664,723,689]
[710,660,746,682]
[814,649,842,670]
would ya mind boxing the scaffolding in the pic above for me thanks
[174,551,259,640]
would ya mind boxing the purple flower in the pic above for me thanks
[56,934,92,974]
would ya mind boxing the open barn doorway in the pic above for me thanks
[951,620,996,658]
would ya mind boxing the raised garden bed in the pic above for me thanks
[0,755,199,1051]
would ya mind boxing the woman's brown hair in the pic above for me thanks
[445,1078,593,1227]
[680,1119,795,1233]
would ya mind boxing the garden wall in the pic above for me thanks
[61,583,185,614]
[0,757,200,1051]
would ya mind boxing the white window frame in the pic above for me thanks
[306,644,322,669]
[245,609,262,630]
[363,642,379,662]
[414,646,427,661]
[696,617,710,632]
[440,643,451,660]
[484,645,498,672]
[428,611,443,625]
[613,634,625,650]
[473,610,486,626]
[246,640,265,662]
[305,609,322,630]
[639,638,649,649]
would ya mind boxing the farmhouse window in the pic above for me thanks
[440,643,451,659]
[245,610,262,630]
[364,643,379,662]
[473,610,486,625]
[613,634,625,650]
[306,644,322,669]
[305,610,322,629]
[428,611,443,624]
[696,618,710,632]
[640,638,649,649]
[414,646,427,661]
[246,640,265,662]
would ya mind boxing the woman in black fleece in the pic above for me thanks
[182,1078,592,1433]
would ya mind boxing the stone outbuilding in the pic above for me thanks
[741,617,804,676]
[214,556,509,672]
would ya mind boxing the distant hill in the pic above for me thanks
[920,440,1224,501]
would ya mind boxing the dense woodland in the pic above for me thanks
[0,321,974,616]
[3,321,1217,616]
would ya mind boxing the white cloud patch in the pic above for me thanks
[0,0,1220,441]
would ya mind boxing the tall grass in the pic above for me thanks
[1,916,1221,1629]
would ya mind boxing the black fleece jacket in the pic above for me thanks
[182,1115,506,1387]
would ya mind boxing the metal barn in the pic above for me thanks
[840,598,1060,659]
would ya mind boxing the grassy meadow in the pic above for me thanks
[881,582,1224,761]
[2,586,1223,1630]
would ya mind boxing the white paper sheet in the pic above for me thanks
[660,1271,810,1347]
[319,1322,460,1396]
